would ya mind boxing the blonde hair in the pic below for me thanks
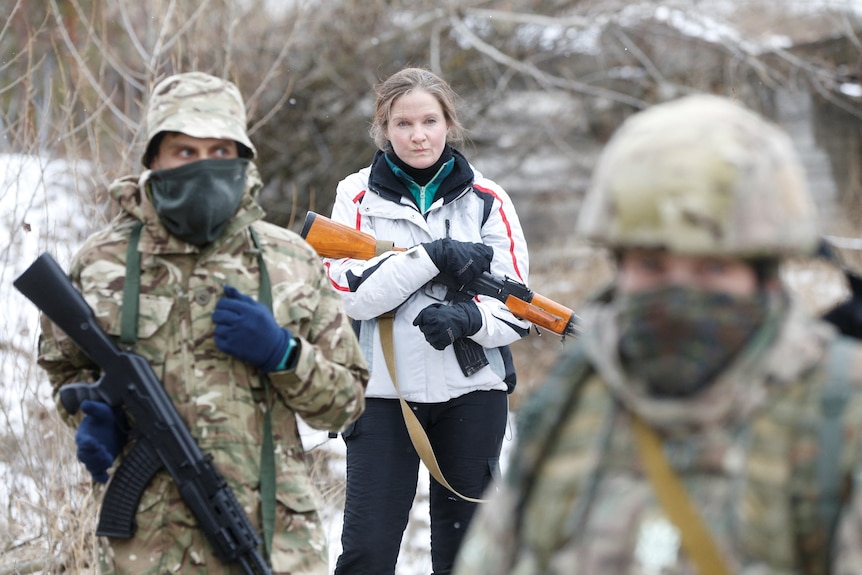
[370,67,466,152]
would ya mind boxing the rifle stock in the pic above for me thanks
[300,211,403,259]
[301,211,579,338]
[14,253,272,575]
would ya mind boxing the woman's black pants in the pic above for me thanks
[333,390,508,575]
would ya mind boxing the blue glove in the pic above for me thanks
[413,301,483,350]
[422,239,493,286]
[212,285,295,372]
[76,399,127,484]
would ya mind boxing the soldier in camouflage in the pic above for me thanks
[37,71,368,574]
[453,94,862,575]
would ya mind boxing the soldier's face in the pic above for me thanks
[617,249,758,297]
[150,133,239,171]
[385,89,450,169]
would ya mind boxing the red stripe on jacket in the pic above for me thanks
[474,183,524,282]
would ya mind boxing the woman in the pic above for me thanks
[325,67,531,575]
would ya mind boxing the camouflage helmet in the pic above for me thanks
[576,94,819,258]
[141,72,257,167]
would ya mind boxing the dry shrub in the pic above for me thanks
[1,395,100,573]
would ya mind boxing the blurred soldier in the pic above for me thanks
[37,71,368,574]
[453,94,862,575]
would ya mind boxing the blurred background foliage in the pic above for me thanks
[5,0,862,226]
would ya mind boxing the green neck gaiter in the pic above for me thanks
[616,285,769,397]
[148,157,249,246]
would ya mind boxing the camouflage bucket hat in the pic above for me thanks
[142,72,257,167]
[576,94,819,258]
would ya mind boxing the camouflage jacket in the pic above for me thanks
[38,163,368,575]
[454,292,862,575]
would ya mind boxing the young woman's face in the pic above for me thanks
[385,89,450,169]
[616,248,759,297]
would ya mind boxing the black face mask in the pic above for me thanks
[148,158,249,246]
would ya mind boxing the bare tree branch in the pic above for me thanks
[117,0,152,64]
[243,1,308,123]
[47,0,137,131]
[463,7,591,28]
[447,9,649,109]
[64,0,146,92]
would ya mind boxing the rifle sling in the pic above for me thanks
[120,224,275,565]
[249,227,276,564]
[119,221,143,345]
[378,312,486,503]
[632,415,731,575]
[812,336,853,574]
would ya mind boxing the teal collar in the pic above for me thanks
[385,155,455,213]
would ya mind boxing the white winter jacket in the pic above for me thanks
[325,149,531,402]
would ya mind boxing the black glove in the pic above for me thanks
[422,239,493,286]
[413,301,483,350]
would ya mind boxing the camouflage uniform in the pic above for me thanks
[453,95,862,575]
[37,73,368,575]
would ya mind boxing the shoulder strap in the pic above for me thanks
[782,335,856,575]
[119,221,144,346]
[808,336,855,574]
[119,223,275,566]
[510,346,592,483]
[818,336,853,526]
[250,226,276,564]
[510,346,593,529]
[633,416,731,575]
[378,311,485,503]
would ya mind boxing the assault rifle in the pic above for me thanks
[300,211,580,339]
[14,253,272,575]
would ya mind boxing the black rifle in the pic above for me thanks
[14,253,272,575]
